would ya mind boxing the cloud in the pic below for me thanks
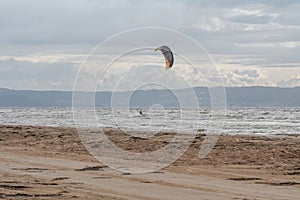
[233,69,260,78]
[0,0,299,89]
[225,6,278,25]
[97,65,202,91]
[222,68,267,86]
[0,58,78,90]
[277,76,300,87]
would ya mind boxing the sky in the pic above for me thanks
[0,0,300,90]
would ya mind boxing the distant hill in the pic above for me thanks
[0,87,299,107]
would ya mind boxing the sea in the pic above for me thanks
[0,107,299,135]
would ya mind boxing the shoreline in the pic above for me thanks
[0,125,299,199]
[1,123,299,137]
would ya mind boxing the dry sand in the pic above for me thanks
[0,125,299,199]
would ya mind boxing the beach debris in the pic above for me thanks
[75,165,107,171]
[0,184,31,190]
[256,181,300,186]
[140,180,153,183]
[52,177,69,181]
[228,177,262,181]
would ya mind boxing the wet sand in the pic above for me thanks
[0,125,299,199]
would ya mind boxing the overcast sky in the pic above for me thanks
[0,0,299,90]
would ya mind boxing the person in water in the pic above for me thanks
[139,109,143,115]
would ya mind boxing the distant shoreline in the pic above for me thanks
[1,86,300,107]
[0,123,299,136]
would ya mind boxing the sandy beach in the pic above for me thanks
[0,125,299,199]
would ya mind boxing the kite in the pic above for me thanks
[155,45,174,69]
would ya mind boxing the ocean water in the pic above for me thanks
[0,107,299,135]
